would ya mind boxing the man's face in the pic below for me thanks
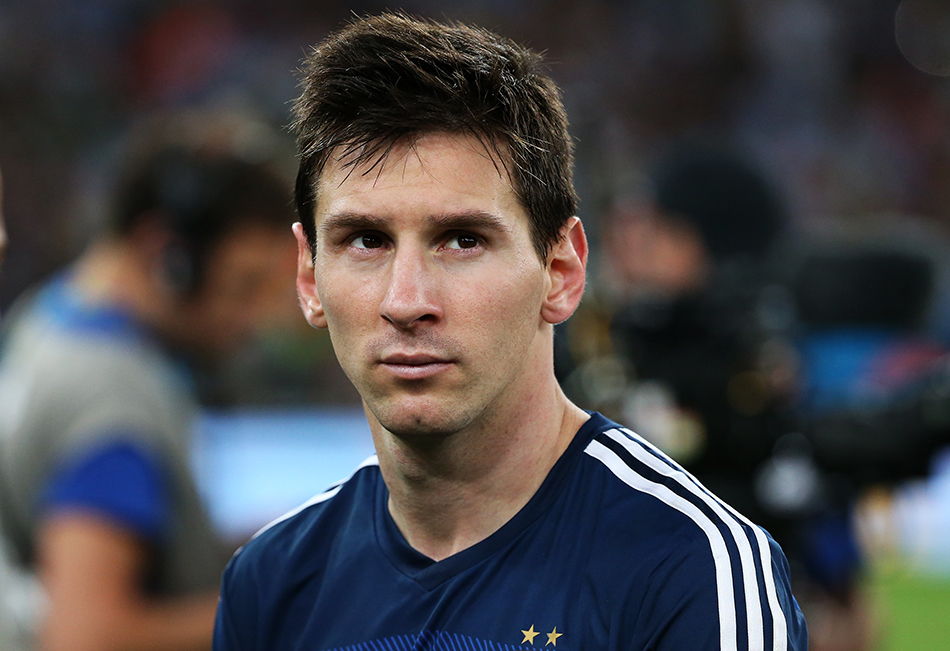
[296,133,563,438]
[180,221,297,359]
[605,203,709,297]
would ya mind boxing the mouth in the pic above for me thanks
[378,353,455,380]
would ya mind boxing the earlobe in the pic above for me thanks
[293,222,328,329]
[541,216,588,325]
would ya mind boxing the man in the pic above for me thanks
[215,13,808,651]
[571,148,792,508]
[0,114,296,651]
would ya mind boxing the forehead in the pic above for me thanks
[314,133,526,226]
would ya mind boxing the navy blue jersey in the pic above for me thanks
[215,413,807,650]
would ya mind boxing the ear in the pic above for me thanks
[541,216,588,325]
[293,222,327,329]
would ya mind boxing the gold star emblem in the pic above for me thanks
[546,627,563,646]
[521,625,540,644]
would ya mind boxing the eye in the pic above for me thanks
[445,233,481,250]
[351,233,386,249]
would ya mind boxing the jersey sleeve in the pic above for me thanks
[630,528,808,651]
[630,535,722,650]
[41,439,170,542]
[770,534,809,650]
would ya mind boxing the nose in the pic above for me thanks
[379,246,441,330]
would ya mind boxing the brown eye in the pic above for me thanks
[447,233,480,250]
[354,233,384,249]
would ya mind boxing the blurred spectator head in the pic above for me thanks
[291,12,577,262]
[652,147,786,264]
[602,198,711,297]
[604,147,786,297]
[107,111,296,359]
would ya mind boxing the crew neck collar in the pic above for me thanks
[373,411,608,591]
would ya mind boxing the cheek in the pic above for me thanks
[317,277,378,339]
[462,271,545,338]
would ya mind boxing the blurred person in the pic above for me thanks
[561,147,793,508]
[214,14,806,651]
[0,114,296,651]
[559,148,889,651]
[1,165,47,651]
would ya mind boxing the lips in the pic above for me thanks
[378,352,454,380]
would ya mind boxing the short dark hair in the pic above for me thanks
[292,12,577,260]
[112,113,293,293]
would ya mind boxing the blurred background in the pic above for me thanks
[3,0,950,649]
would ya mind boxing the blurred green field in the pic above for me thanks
[869,563,950,651]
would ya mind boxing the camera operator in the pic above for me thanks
[557,146,871,650]
[559,146,794,524]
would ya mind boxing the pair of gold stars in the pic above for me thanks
[521,625,562,646]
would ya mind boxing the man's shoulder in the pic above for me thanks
[572,417,781,572]
[579,415,746,526]
[2,286,170,391]
[574,415,807,650]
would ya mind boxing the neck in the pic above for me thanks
[371,363,589,562]
[72,239,149,312]
[71,237,184,347]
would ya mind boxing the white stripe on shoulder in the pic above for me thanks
[603,429,770,651]
[250,454,379,541]
[585,439,738,651]
[606,427,788,651]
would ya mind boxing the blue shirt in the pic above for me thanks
[32,276,171,542]
[43,440,169,542]
[215,413,807,651]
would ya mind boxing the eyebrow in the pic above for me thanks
[431,210,512,233]
[318,209,513,237]
[318,212,387,238]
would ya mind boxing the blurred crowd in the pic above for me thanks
[3,1,950,650]
[3,0,950,308]
[5,0,950,402]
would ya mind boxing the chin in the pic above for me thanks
[369,398,479,441]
